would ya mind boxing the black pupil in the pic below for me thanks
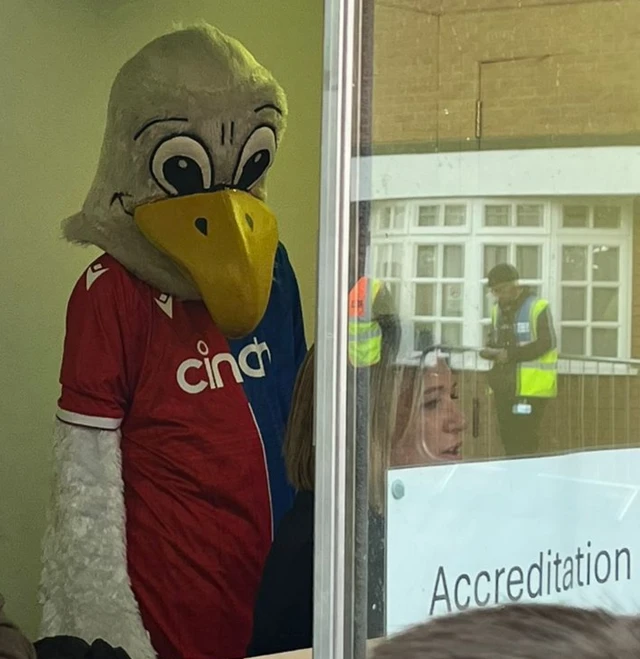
[237,150,271,190]
[163,156,205,195]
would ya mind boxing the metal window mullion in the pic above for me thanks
[314,0,359,657]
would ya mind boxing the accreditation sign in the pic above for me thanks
[385,448,640,636]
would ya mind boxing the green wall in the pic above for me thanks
[0,0,321,636]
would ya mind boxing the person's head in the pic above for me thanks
[390,354,467,467]
[487,263,520,305]
[373,604,640,659]
[284,343,467,513]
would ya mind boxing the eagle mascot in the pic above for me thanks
[39,23,307,659]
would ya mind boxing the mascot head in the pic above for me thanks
[65,23,288,338]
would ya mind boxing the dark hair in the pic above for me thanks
[487,263,519,288]
[373,604,640,659]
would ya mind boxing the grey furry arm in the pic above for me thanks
[39,420,156,659]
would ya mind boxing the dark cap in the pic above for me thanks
[487,263,519,288]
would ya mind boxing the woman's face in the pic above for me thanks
[391,359,467,467]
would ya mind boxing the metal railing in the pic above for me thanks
[420,345,640,460]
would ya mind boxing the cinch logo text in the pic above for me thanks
[177,338,271,394]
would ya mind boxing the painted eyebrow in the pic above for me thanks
[254,103,283,116]
[133,117,189,141]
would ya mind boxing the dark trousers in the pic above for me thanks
[495,397,547,457]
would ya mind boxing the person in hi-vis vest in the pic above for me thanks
[480,263,557,456]
[348,277,400,368]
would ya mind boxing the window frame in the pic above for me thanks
[369,196,634,372]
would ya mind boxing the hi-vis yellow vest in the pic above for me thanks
[348,277,383,368]
[491,296,558,398]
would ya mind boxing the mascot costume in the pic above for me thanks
[39,24,306,659]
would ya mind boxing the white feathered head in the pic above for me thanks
[65,23,288,338]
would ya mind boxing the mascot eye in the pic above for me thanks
[151,135,213,196]
[233,126,277,191]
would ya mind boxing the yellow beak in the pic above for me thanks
[134,190,278,338]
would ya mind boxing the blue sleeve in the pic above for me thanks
[230,244,308,528]
[278,243,308,368]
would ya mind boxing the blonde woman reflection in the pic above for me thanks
[391,353,467,467]
[248,344,468,658]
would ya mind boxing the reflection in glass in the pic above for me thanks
[592,328,618,357]
[393,207,406,230]
[390,245,403,278]
[416,245,436,277]
[374,243,403,278]
[562,245,587,280]
[485,204,510,227]
[562,287,586,321]
[444,205,466,226]
[386,281,400,307]
[414,322,434,351]
[418,206,438,227]
[561,327,586,356]
[516,204,543,227]
[482,283,492,319]
[516,245,540,279]
[592,288,619,322]
[593,246,619,281]
[563,205,588,228]
[443,245,464,277]
[441,322,462,347]
[379,207,392,230]
[442,284,463,317]
[484,245,508,275]
[481,323,492,346]
[594,205,621,229]
[415,284,435,316]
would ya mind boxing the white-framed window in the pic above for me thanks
[370,197,633,366]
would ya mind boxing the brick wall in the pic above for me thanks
[372,0,640,150]
[371,0,640,460]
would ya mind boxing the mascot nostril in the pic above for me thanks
[194,217,208,236]
[42,22,307,659]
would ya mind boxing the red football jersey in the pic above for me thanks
[57,255,273,659]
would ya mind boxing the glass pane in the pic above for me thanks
[390,244,404,278]
[561,327,586,356]
[380,206,392,230]
[414,322,435,352]
[592,288,618,322]
[516,204,543,227]
[322,5,640,650]
[386,281,400,309]
[594,205,621,229]
[378,245,391,277]
[414,284,435,316]
[418,205,439,227]
[592,328,618,358]
[593,246,619,281]
[441,283,463,317]
[561,245,587,281]
[481,323,492,346]
[482,283,493,319]
[441,322,462,347]
[485,204,511,227]
[516,245,540,279]
[483,244,509,275]
[444,204,466,226]
[563,205,588,228]
[416,245,436,277]
[562,287,586,321]
[393,206,406,230]
[443,245,464,277]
